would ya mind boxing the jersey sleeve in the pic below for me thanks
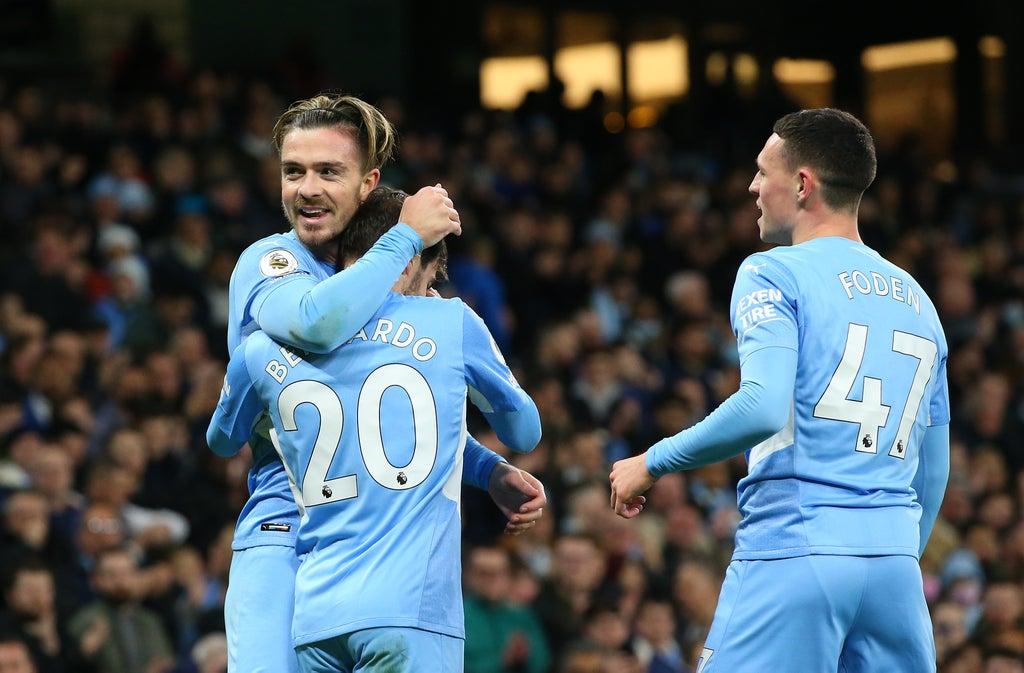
[646,344,796,476]
[461,302,542,452]
[237,225,423,354]
[231,238,315,339]
[206,340,263,457]
[927,353,950,427]
[462,434,506,490]
[912,423,950,556]
[729,254,800,363]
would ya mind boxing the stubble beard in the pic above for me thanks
[282,202,351,259]
[760,214,793,246]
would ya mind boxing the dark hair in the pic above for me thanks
[1,557,51,594]
[0,635,30,655]
[772,108,877,212]
[336,187,448,281]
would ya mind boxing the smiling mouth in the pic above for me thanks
[296,205,330,223]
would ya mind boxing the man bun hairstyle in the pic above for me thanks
[772,108,877,212]
[272,93,397,172]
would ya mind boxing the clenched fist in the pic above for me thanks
[399,184,462,247]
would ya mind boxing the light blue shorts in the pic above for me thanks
[698,555,935,673]
[225,545,301,673]
[296,627,463,673]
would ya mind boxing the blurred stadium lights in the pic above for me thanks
[705,52,728,86]
[603,110,625,133]
[732,52,759,94]
[16,0,1004,151]
[773,59,836,85]
[978,35,1006,59]
[627,104,658,128]
[627,35,689,102]
[554,41,621,108]
[861,37,957,71]
[774,59,836,109]
[480,55,548,109]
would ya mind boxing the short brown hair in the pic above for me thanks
[772,108,877,212]
[272,93,397,172]
[336,186,447,280]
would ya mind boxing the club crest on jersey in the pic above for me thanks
[259,249,299,277]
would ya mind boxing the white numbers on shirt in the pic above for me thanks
[814,323,937,458]
[358,365,437,491]
[272,364,438,508]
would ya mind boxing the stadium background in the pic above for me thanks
[0,1,1022,672]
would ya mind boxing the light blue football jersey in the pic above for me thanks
[227,231,331,549]
[215,293,536,645]
[730,237,949,560]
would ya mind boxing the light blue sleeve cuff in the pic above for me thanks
[391,222,425,254]
[463,434,505,490]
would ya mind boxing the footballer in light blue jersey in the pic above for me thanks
[215,292,540,643]
[216,96,542,673]
[611,109,949,673]
[211,284,541,670]
[725,237,948,560]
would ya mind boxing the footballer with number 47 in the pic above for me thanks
[610,109,949,673]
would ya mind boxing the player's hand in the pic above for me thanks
[487,462,547,535]
[399,184,462,248]
[609,453,655,519]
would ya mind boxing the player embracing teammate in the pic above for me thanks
[213,94,545,673]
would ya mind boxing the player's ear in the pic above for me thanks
[796,168,814,207]
[360,168,381,201]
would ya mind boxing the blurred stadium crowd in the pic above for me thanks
[0,38,1023,673]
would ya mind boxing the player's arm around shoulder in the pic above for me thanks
[232,236,347,351]
[460,301,542,453]
[231,236,312,313]
[206,337,263,457]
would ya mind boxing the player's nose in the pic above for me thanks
[297,172,324,198]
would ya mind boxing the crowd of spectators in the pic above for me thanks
[0,47,1022,673]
